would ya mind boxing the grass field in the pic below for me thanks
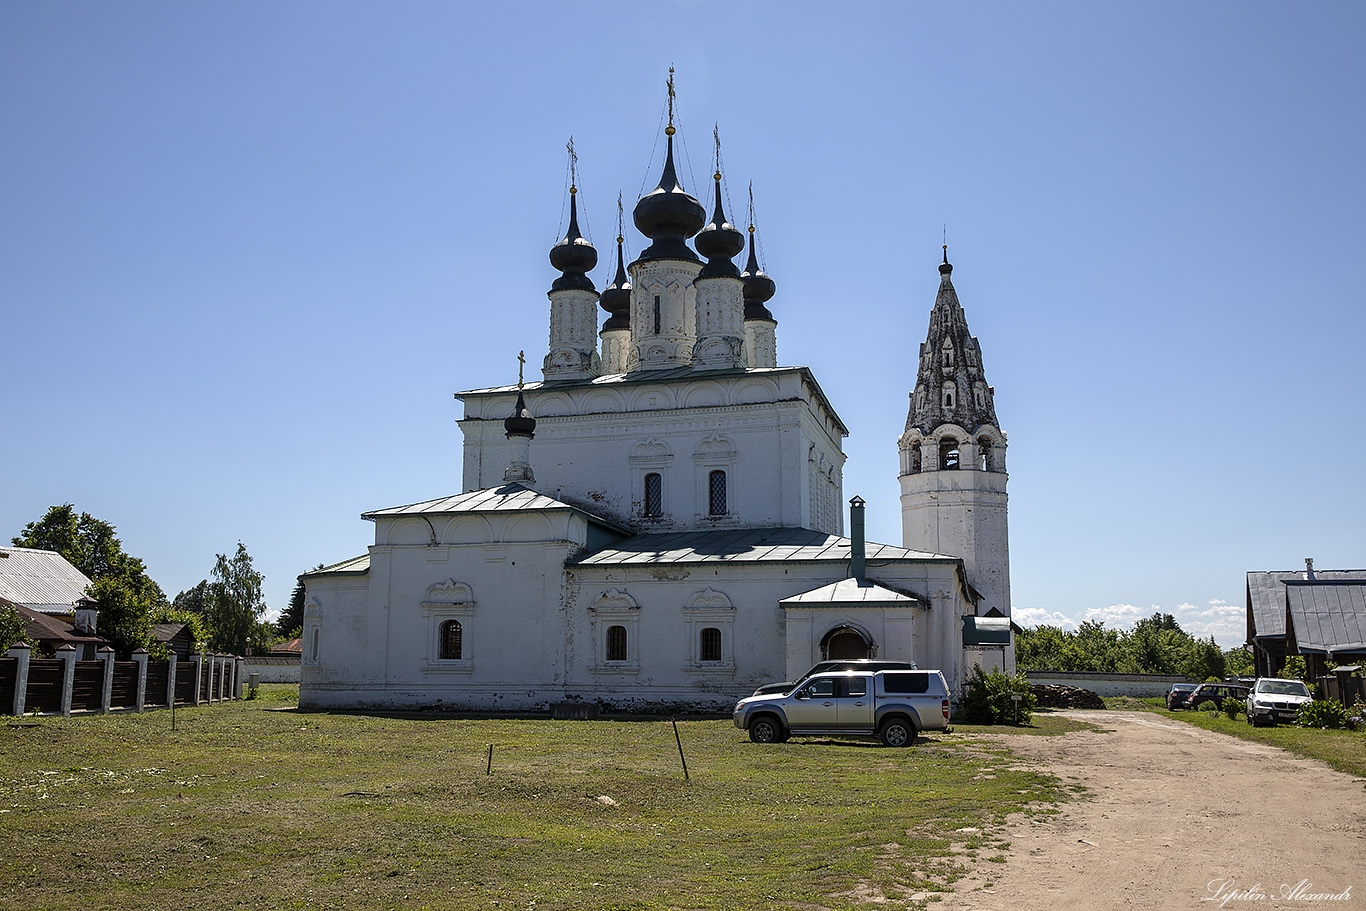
[1,688,1076,911]
[1103,695,1366,779]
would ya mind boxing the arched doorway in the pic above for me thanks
[821,625,872,660]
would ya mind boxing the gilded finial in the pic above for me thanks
[943,243,948,263]
[748,181,755,232]
[616,192,624,244]
[665,67,676,136]
[517,350,525,389]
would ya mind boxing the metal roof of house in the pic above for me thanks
[1285,581,1366,655]
[0,546,95,614]
[361,483,627,531]
[779,577,926,608]
[570,526,953,566]
[1247,569,1365,639]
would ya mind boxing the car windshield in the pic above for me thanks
[1259,680,1310,697]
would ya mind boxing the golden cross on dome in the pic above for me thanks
[517,350,525,388]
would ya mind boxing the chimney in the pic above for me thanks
[849,496,866,584]
[73,598,98,635]
[1305,557,1315,580]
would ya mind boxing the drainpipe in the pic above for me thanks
[849,496,866,583]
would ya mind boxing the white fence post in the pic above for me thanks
[7,643,31,716]
[97,646,115,713]
[57,644,77,717]
[132,649,148,712]
[166,656,177,708]
[234,656,244,699]
[190,652,204,706]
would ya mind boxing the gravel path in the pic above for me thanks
[950,711,1364,910]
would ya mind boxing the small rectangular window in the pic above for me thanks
[699,627,721,662]
[644,472,663,517]
[653,295,661,334]
[708,470,727,516]
[882,672,930,694]
[606,625,628,662]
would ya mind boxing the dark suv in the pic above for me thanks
[1181,682,1250,711]
[752,659,918,696]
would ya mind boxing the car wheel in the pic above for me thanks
[879,718,916,747]
[748,716,783,744]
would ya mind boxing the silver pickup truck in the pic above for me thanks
[733,669,952,746]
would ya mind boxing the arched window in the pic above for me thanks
[440,620,463,660]
[699,627,722,662]
[978,437,993,471]
[606,625,628,661]
[310,628,319,661]
[653,295,662,335]
[644,472,663,517]
[942,381,956,408]
[910,443,922,473]
[939,437,960,471]
[708,470,727,516]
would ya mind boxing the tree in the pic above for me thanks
[1223,646,1255,678]
[277,564,324,638]
[13,504,165,607]
[86,577,153,659]
[13,504,167,658]
[206,542,266,655]
[172,580,215,616]
[1,603,30,651]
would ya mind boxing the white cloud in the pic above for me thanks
[1011,607,1077,630]
[1083,603,1146,626]
[1011,599,1248,649]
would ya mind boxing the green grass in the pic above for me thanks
[1101,695,1366,780]
[1,686,1069,910]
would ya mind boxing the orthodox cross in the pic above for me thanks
[517,350,525,389]
[666,66,676,130]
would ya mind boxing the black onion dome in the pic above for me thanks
[741,228,776,322]
[695,174,745,279]
[632,133,705,263]
[549,191,598,293]
[599,235,632,332]
[504,390,536,437]
[939,245,953,276]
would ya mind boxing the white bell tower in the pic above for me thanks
[899,249,1011,628]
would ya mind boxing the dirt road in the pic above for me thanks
[950,711,1364,910]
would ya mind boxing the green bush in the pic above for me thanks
[1297,699,1346,729]
[1194,699,1219,713]
[958,665,1036,725]
[1223,698,1241,720]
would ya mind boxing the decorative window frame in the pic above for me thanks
[682,588,736,674]
[589,588,641,675]
[421,579,476,674]
[631,439,673,524]
[693,434,739,525]
[302,597,323,667]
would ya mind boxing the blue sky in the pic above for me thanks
[3,2,1363,648]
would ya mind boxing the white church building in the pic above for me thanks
[300,104,1013,713]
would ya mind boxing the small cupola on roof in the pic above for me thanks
[741,224,776,322]
[695,167,744,278]
[632,73,705,265]
[600,231,631,332]
[542,138,603,383]
[549,186,598,293]
[503,370,537,484]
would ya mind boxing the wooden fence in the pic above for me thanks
[1,644,242,717]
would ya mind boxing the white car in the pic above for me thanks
[1245,677,1312,726]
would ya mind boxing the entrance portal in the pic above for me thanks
[824,628,871,660]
